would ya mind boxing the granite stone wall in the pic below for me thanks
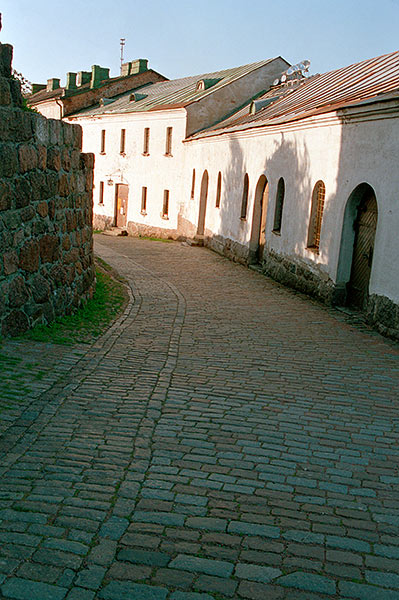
[0,43,95,336]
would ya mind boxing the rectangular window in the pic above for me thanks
[143,127,150,155]
[190,169,196,199]
[100,129,106,154]
[141,186,147,214]
[165,127,173,156]
[99,181,104,204]
[162,189,169,218]
[120,129,126,154]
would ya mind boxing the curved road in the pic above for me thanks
[1,235,399,600]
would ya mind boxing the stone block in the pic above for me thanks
[0,77,11,105]
[62,148,71,171]
[36,144,47,169]
[8,275,29,307]
[40,234,60,263]
[37,201,49,218]
[0,180,12,210]
[21,205,35,222]
[9,79,23,105]
[49,119,63,145]
[31,274,51,303]
[1,309,29,336]
[47,146,61,171]
[3,250,18,275]
[19,239,40,272]
[0,44,13,77]
[15,176,33,208]
[19,144,38,172]
[58,172,69,197]
[0,143,18,177]
[34,114,49,145]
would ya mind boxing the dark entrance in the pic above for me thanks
[115,184,129,228]
[347,188,378,309]
[249,175,269,264]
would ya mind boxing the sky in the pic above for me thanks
[1,0,399,85]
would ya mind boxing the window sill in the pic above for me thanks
[240,217,247,221]
[272,230,281,236]
[120,152,126,157]
[142,152,150,157]
[140,210,147,216]
[99,152,106,155]
[161,215,169,220]
[164,153,173,157]
[307,246,320,254]
[98,202,104,206]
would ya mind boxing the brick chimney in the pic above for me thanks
[66,72,77,90]
[46,78,60,92]
[90,65,110,88]
[77,71,91,86]
[121,59,148,77]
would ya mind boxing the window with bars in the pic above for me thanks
[100,129,106,154]
[162,189,169,218]
[190,169,196,199]
[143,127,150,155]
[307,180,326,251]
[99,181,104,204]
[240,173,249,219]
[216,172,222,208]
[120,129,126,154]
[165,127,173,155]
[273,177,285,233]
[141,187,147,214]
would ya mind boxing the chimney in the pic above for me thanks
[130,59,148,74]
[66,72,77,90]
[90,65,110,88]
[77,70,91,86]
[121,59,148,77]
[31,83,46,94]
[46,78,60,92]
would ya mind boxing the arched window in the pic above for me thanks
[307,180,326,251]
[215,172,222,208]
[240,174,249,219]
[190,169,196,199]
[273,177,285,233]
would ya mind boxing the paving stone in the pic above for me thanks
[99,581,168,599]
[117,549,170,567]
[74,565,106,590]
[170,593,214,600]
[66,588,95,600]
[195,574,238,597]
[277,571,336,595]
[235,563,282,583]
[325,535,370,553]
[339,580,399,599]
[365,570,399,588]
[99,516,129,540]
[228,521,280,538]
[133,511,185,526]
[186,517,227,531]
[169,554,234,577]
[1,577,68,600]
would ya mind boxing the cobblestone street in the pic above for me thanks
[1,235,399,600]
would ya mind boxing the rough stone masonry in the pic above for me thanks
[0,43,95,336]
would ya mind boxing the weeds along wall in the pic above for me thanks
[0,43,95,336]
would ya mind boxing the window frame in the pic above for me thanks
[143,127,150,156]
[162,189,169,219]
[100,129,106,154]
[190,169,196,199]
[215,171,222,208]
[165,127,173,156]
[272,177,285,234]
[99,181,104,205]
[120,128,126,155]
[307,180,326,252]
[240,173,249,220]
[141,186,147,215]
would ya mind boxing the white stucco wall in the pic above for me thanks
[35,100,63,119]
[67,109,187,232]
[182,106,399,304]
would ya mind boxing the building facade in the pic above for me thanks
[44,52,399,339]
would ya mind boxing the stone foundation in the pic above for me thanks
[261,249,337,304]
[93,213,114,231]
[127,220,182,240]
[366,294,399,341]
[0,43,95,337]
[206,234,249,264]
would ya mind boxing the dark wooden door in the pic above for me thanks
[347,192,378,309]
[115,184,129,228]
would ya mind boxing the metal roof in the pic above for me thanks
[191,51,399,139]
[69,58,280,118]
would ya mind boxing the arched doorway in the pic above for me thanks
[249,175,269,264]
[197,170,209,236]
[337,183,378,310]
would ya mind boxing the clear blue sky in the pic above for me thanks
[1,0,399,85]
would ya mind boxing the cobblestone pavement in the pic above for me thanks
[1,235,399,600]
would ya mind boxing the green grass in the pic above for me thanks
[138,235,173,243]
[20,265,128,345]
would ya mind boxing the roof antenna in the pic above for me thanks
[120,38,126,75]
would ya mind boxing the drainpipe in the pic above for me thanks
[55,99,64,119]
